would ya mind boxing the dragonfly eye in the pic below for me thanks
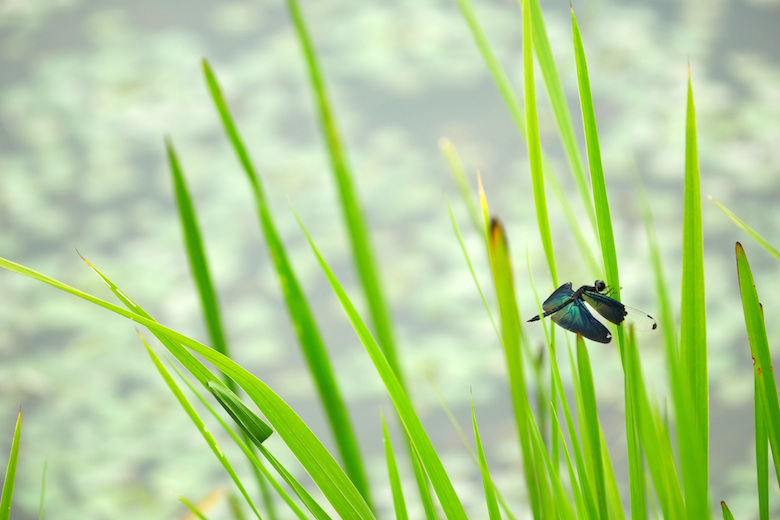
[594,280,606,292]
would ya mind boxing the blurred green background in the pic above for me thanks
[1,0,779,518]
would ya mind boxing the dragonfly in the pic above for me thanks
[528,280,657,343]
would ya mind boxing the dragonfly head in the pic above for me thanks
[594,280,607,292]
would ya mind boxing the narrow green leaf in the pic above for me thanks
[471,398,501,520]
[143,339,263,520]
[487,218,548,519]
[522,0,557,284]
[294,212,467,520]
[409,447,437,520]
[755,372,769,520]
[710,196,780,262]
[180,497,212,520]
[736,242,780,488]
[575,336,607,519]
[166,138,231,367]
[208,381,273,446]
[0,411,21,520]
[678,71,709,518]
[446,197,500,339]
[440,138,482,235]
[284,0,404,390]
[720,501,735,520]
[381,415,408,520]
[202,59,370,503]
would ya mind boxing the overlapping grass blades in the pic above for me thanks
[284,0,404,388]
[201,59,370,504]
[295,211,468,520]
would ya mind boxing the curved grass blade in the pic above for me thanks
[471,398,502,520]
[166,138,231,373]
[207,381,273,447]
[294,214,468,520]
[446,197,500,339]
[0,411,21,520]
[177,367,322,520]
[736,242,780,489]
[143,338,263,520]
[710,196,780,262]
[678,72,709,518]
[0,256,374,519]
[202,60,370,503]
[381,414,408,520]
[440,138,482,235]
[755,372,769,520]
[180,497,211,520]
[284,0,404,391]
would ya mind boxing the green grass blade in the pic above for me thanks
[471,398,501,520]
[294,213,468,520]
[284,0,404,390]
[0,411,21,520]
[446,197,500,339]
[207,381,273,446]
[143,338,263,520]
[527,0,597,236]
[720,501,735,520]
[755,373,769,520]
[381,415,408,520]
[570,8,618,298]
[736,242,780,488]
[678,72,709,518]
[710,196,780,262]
[166,138,231,366]
[202,60,370,503]
[575,336,607,519]
[522,0,557,284]
[409,446,437,520]
[180,497,212,520]
[440,138,482,235]
[487,218,548,519]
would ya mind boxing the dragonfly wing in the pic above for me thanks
[582,291,657,331]
[542,282,574,313]
[550,299,612,343]
[581,290,627,325]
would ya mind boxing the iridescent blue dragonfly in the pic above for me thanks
[528,280,657,343]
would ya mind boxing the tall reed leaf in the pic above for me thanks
[486,217,548,519]
[295,214,468,520]
[166,139,230,368]
[522,0,557,284]
[202,60,370,502]
[284,0,404,388]
[678,72,709,517]
[381,415,408,520]
[0,411,21,520]
[736,243,780,488]
[471,398,501,520]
